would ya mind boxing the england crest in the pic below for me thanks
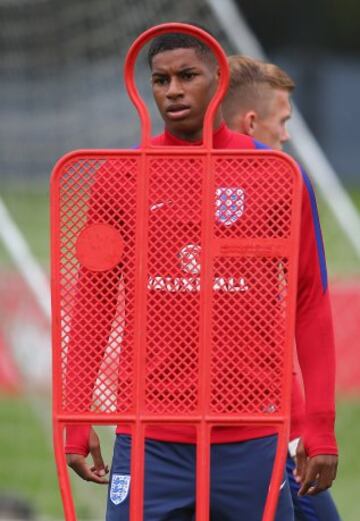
[110,474,131,505]
[178,244,201,275]
[215,187,245,226]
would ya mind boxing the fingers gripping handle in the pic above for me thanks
[124,22,230,149]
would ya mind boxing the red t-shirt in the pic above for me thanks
[65,123,337,458]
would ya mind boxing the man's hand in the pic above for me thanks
[294,439,338,496]
[66,427,109,484]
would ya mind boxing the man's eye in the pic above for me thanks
[153,77,167,85]
[182,72,196,80]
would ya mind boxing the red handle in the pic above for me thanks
[124,22,230,149]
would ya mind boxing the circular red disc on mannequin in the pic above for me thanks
[75,223,124,271]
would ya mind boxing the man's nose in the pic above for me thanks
[281,128,290,144]
[166,77,184,98]
[280,130,290,149]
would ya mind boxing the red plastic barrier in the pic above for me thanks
[51,23,302,521]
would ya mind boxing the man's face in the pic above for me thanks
[252,89,291,150]
[151,47,219,142]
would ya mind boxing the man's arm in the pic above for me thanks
[290,372,305,441]
[66,427,109,484]
[294,438,338,496]
[294,171,338,493]
[64,168,123,476]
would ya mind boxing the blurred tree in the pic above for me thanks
[237,0,360,53]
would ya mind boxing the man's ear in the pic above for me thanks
[243,111,258,136]
[212,65,221,83]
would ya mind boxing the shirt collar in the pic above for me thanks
[163,122,232,148]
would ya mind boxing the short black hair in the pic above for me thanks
[147,23,215,67]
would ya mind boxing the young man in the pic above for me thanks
[65,31,338,521]
[223,55,341,521]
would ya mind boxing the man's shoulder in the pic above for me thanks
[224,130,265,151]
[151,133,166,146]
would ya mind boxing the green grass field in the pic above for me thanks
[333,396,360,520]
[0,394,113,520]
[0,184,359,519]
[0,395,64,519]
[0,188,50,265]
[0,393,359,520]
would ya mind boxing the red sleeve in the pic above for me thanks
[290,371,305,440]
[65,425,91,456]
[295,172,337,457]
[64,169,122,455]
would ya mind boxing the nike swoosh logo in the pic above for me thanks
[150,201,165,211]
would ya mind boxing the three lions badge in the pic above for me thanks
[110,474,131,505]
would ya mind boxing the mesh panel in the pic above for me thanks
[210,155,293,415]
[213,157,293,239]
[146,157,203,414]
[57,156,138,414]
[52,151,299,421]
[210,256,287,414]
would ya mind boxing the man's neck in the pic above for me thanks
[166,114,224,144]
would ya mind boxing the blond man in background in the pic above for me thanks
[223,56,293,150]
[223,55,341,521]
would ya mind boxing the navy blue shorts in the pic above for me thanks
[286,456,342,521]
[106,434,294,521]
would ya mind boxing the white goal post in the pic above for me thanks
[0,196,51,321]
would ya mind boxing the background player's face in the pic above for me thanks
[151,47,219,142]
[251,88,291,150]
